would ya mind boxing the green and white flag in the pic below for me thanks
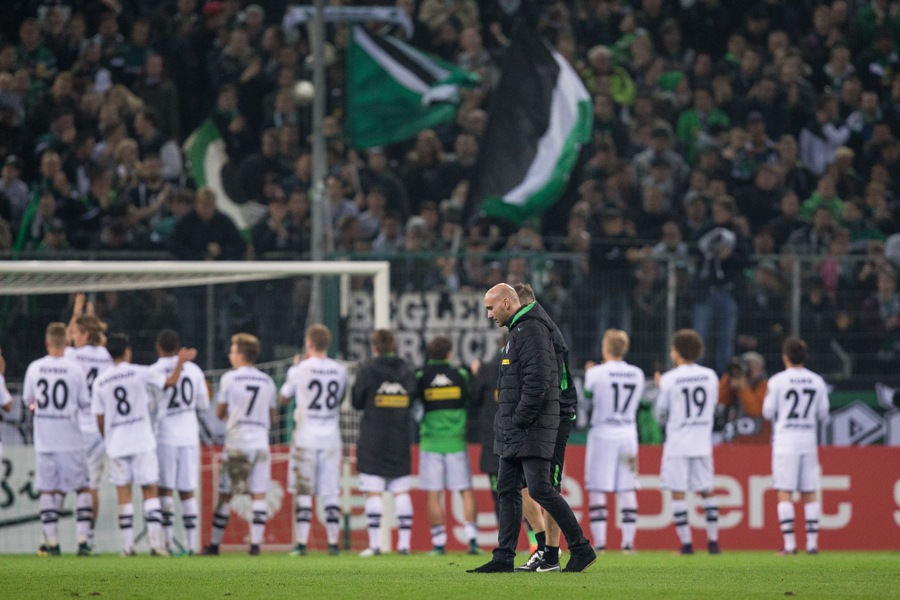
[183,118,248,229]
[471,26,592,224]
[346,26,479,149]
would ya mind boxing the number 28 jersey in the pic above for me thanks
[762,367,829,454]
[281,357,348,449]
[656,363,719,457]
[218,366,276,452]
[151,356,210,447]
[92,362,166,458]
[23,355,89,452]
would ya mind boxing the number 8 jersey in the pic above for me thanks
[656,362,719,457]
[23,354,90,452]
[92,362,167,458]
[762,367,829,453]
[280,357,348,449]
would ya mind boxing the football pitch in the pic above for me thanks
[2,550,896,599]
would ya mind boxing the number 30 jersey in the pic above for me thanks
[281,357,348,450]
[23,355,90,452]
[218,366,276,452]
[656,363,719,457]
[92,362,166,458]
[151,356,210,447]
[584,360,646,440]
[763,367,829,454]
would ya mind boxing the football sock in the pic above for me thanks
[704,497,719,543]
[804,501,820,551]
[182,497,198,552]
[431,524,447,548]
[463,521,478,545]
[119,503,135,551]
[40,494,59,546]
[160,495,175,547]
[619,491,637,548]
[144,497,163,550]
[324,499,341,546]
[295,495,313,545]
[544,545,560,565]
[778,501,796,552]
[589,492,608,549]
[76,491,92,544]
[535,530,546,551]
[251,500,267,546]
[365,495,382,551]
[672,499,691,545]
[211,502,230,546]
[395,493,413,551]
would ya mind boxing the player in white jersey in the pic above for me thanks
[204,333,276,557]
[65,293,114,548]
[151,329,210,555]
[279,324,348,556]
[583,329,646,553]
[93,333,196,556]
[0,352,12,464]
[654,329,721,555]
[22,323,92,556]
[762,337,830,555]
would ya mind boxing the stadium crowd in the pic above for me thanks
[3,1,900,376]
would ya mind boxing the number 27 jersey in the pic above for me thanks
[281,357,348,449]
[763,367,829,453]
[218,366,276,451]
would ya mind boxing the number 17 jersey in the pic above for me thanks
[584,360,646,439]
[281,357,348,449]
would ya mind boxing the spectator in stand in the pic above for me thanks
[799,95,850,177]
[0,155,28,231]
[401,129,446,211]
[718,352,770,444]
[765,192,805,252]
[735,163,782,235]
[133,107,182,182]
[632,123,689,196]
[859,266,900,375]
[800,174,843,222]
[776,134,815,201]
[133,54,181,142]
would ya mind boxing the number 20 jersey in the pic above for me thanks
[763,367,829,454]
[151,356,210,447]
[656,363,719,457]
[217,366,276,452]
[92,362,166,458]
[281,357,348,449]
[22,355,90,452]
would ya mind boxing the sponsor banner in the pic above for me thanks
[199,444,900,552]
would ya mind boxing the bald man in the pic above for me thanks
[467,284,595,573]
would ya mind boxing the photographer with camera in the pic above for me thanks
[717,352,770,444]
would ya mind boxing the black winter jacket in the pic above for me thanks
[352,354,417,479]
[536,301,577,418]
[493,302,560,460]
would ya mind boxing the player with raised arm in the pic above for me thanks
[279,324,348,557]
[93,332,195,556]
[65,293,113,550]
[0,351,12,463]
[655,329,721,555]
[204,333,277,557]
[584,329,646,554]
[22,323,91,557]
[151,329,209,555]
[762,336,830,555]
[415,335,479,556]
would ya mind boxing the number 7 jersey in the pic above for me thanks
[217,365,276,451]
[763,367,830,453]
[656,363,719,457]
[280,357,348,449]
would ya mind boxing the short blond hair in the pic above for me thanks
[46,322,67,349]
[306,324,332,352]
[231,332,261,363]
[602,329,630,359]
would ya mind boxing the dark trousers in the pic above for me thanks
[492,455,590,564]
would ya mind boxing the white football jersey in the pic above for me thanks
[584,359,646,439]
[64,345,113,434]
[22,355,89,452]
[281,357,348,449]
[656,362,718,457]
[151,356,210,447]
[0,374,11,410]
[763,367,830,453]
[217,366,276,451]
[92,362,166,458]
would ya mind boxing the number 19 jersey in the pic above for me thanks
[218,366,276,452]
[656,363,718,457]
[763,367,829,454]
[92,362,166,458]
[23,355,89,452]
[584,360,646,439]
[281,357,348,449]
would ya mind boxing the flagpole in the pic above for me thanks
[307,0,329,329]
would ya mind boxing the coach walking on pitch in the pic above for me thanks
[468,284,596,573]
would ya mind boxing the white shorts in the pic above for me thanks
[358,473,411,494]
[82,430,107,489]
[585,435,638,493]
[772,451,819,493]
[418,450,472,491]
[660,455,714,493]
[157,444,200,492]
[289,445,341,497]
[36,450,89,492]
[218,448,271,495]
[109,450,159,487]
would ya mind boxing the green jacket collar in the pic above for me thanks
[506,301,536,329]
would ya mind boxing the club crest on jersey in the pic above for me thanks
[429,373,454,388]
[375,382,407,395]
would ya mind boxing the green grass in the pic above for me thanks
[3,550,898,599]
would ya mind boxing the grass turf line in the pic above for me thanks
[2,551,896,599]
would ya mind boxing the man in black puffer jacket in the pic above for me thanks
[468,284,595,574]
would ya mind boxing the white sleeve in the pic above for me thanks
[216,373,231,405]
[654,376,670,423]
[0,375,11,408]
[268,379,277,408]
[817,380,830,421]
[194,368,211,411]
[280,368,296,399]
[762,381,776,421]
[92,387,105,415]
[21,365,35,408]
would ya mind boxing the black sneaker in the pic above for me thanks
[289,544,307,557]
[37,545,49,558]
[707,541,721,555]
[327,544,340,556]
[77,542,95,557]
[467,540,481,555]
[807,548,818,555]
[47,545,61,557]
[466,560,514,573]
[201,544,219,556]
[562,548,597,573]
[514,549,544,572]
[535,558,561,572]
[679,543,694,555]
[249,544,260,556]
